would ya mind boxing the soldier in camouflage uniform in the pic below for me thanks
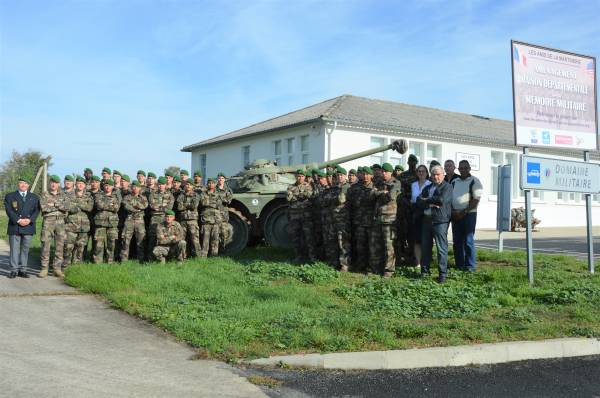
[86,175,102,259]
[120,181,148,261]
[147,176,175,258]
[63,175,75,194]
[145,172,157,195]
[64,176,94,266]
[370,163,402,277]
[311,170,328,260]
[286,169,315,263]
[398,154,419,265]
[354,167,376,273]
[93,178,121,264]
[180,169,190,184]
[393,165,404,179]
[39,175,70,278]
[216,172,233,248]
[100,167,111,190]
[175,181,201,257]
[319,170,335,264]
[199,178,221,257]
[152,210,186,264]
[326,167,352,271]
[347,169,358,185]
[136,170,146,188]
[193,171,204,193]
[83,168,93,190]
[171,175,183,203]
[121,175,131,196]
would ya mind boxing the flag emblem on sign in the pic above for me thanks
[514,46,527,66]
[586,61,595,78]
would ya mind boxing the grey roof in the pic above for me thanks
[182,94,599,158]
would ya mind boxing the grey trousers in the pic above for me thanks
[9,234,33,272]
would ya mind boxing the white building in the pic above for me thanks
[182,95,600,229]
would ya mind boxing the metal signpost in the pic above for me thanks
[496,165,512,252]
[511,40,598,284]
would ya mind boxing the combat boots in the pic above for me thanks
[54,267,64,278]
[37,268,48,278]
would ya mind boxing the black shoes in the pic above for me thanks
[7,271,17,279]
[18,271,30,278]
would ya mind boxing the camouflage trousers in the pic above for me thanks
[180,219,201,257]
[146,215,164,258]
[93,226,118,264]
[370,223,396,275]
[354,224,374,272]
[219,222,233,248]
[287,213,316,262]
[153,241,187,263]
[40,217,66,270]
[64,231,89,266]
[120,217,146,261]
[200,223,219,257]
[324,217,351,269]
[312,210,324,260]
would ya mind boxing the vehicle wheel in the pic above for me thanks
[263,205,292,248]
[222,208,250,255]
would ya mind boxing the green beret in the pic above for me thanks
[147,172,157,179]
[84,168,93,173]
[131,181,141,187]
[76,176,86,183]
[194,171,202,177]
[157,176,167,185]
[206,177,215,183]
[137,170,146,176]
[165,171,174,177]
[304,171,312,177]
[105,178,115,186]
[326,170,335,176]
[180,169,189,176]
[336,166,347,174]
[113,170,121,177]
[382,163,394,173]
[348,169,356,175]
[395,165,404,171]
[49,175,60,183]
[372,164,381,170]
[165,209,175,216]
[173,175,181,182]
[363,166,373,175]
[408,154,418,163]
[357,166,364,173]
[311,168,320,174]
[122,174,130,182]
[18,176,31,184]
[296,169,305,175]
[91,175,101,182]
[317,171,326,178]
[64,175,74,182]
[217,172,226,178]
[102,167,111,174]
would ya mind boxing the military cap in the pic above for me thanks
[165,170,174,177]
[173,175,181,182]
[18,176,31,184]
[105,178,115,186]
[217,172,226,178]
[157,176,167,185]
[76,176,86,183]
[113,170,122,176]
[336,166,347,174]
[311,168,320,174]
[357,166,363,173]
[165,209,175,216]
[102,167,111,174]
[326,169,335,176]
[194,171,202,177]
[122,174,131,182]
[147,172,157,179]
[395,165,404,171]
[131,181,141,187]
[372,163,381,169]
[317,171,326,178]
[296,169,305,175]
[348,169,356,175]
[91,175,101,182]
[363,166,373,175]
[408,154,418,163]
[382,163,394,172]
[180,169,189,176]
[64,175,74,182]
[137,170,146,176]
[304,171,312,177]
[49,175,60,183]
[206,177,215,183]
[84,168,93,173]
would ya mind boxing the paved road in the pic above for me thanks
[0,240,266,398]
[476,236,600,260]
[248,355,600,397]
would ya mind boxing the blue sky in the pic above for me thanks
[1,0,599,178]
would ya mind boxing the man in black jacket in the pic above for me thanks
[3,177,40,278]
[416,165,453,283]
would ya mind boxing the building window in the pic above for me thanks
[409,141,424,165]
[199,154,207,180]
[490,151,520,199]
[242,146,251,168]
[593,194,600,203]
[504,153,520,199]
[490,151,503,196]
[273,140,281,164]
[300,135,309,164]
[370,136,385,165]
[426,143,442,166]
[286,137,295,165]
[302,153,309,163]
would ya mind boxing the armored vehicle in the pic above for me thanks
[222,139,408,254]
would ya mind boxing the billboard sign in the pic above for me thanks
[456,152,480,171]
[511,40,598,150]
[520,155,600,193]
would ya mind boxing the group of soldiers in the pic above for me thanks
[287,154,423,278]
[38,168,233,278]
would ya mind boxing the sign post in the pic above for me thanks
[584,151,595,274]
[523,148,534,284]
[496,165,512,252]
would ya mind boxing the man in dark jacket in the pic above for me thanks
[416,165,453,283]
[4,177,40,278]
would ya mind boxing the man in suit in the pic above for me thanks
[4,177,40,278]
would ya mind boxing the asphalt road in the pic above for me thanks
[247,355,600,398]
[476,236,600,260]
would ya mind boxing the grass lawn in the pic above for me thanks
[2,212,599,361]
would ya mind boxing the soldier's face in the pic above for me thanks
[91,181,100,190]
[217,176,225,186]
[174,182,181,189]
[181,175,188,181]
[122,181,130,189]
[158,184,166,192]
[64,181,74,190]
[76,182,86,191]
[84,171,92,179]
[147,177,155,186]
[296,174,305,183]
[50,181,60,192]
[104,184,114,193]
[364,174,373,183]
[194,176,201,184]
[319,177,327,186]
[18,181,29,192]
[132,186,141,195]
[165,215,175,224]
[338,174,347,184]
[382,171,392,180]
[167,176,173,184]
[185,183,193,192]
[137,175,145,183]
[207,181,215,190]
[113,175,121,183]
[348,174,357,184]
[102,172,110,179]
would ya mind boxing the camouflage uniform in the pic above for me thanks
[318,186,334,264]
[120,193,148,261]
[147,190,175,256]
[175,191,201,257]
[93,192,121,263]
[286,181,315,262]
[397,169,418,264]
[354,182,376,272]
[325,181,351,269]
[40,191,70,273]
[86,188,102,260]
[152,220,186,263]
[370,178,402,275]
[310,182,326,260]
[64,190,94,265]
[199,190,221,257]
[346,180,362,267]
[216,186,233,248]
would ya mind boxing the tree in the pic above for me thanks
[0,149,52,197]
[164,166,181,177]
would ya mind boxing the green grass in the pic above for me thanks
[3,212,599,361]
